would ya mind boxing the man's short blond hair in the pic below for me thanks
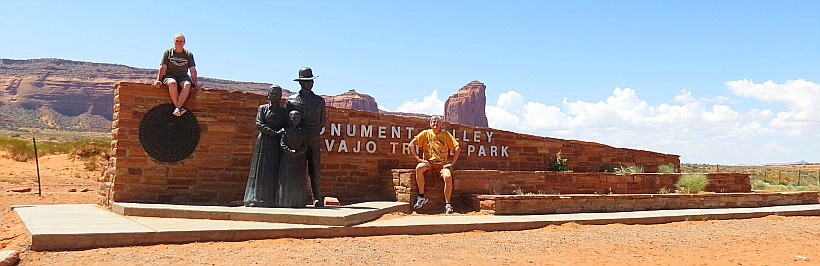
[174,33,186,42]
[430,115,443,123]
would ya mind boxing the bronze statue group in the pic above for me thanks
[243,67,327,208]
[155,34,461,212]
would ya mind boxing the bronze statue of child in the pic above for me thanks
[275,110,309,208]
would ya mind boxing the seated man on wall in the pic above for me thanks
[409,115,461,214]
[153,33,198,116]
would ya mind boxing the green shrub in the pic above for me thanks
[658,187,671,194]
[658,164,677,173]
[752,180,820,191]
[70,139,110,159]
[0,137,38,161]
[549,151,571,172]
[676,174,709,193]
[0,136,110,164]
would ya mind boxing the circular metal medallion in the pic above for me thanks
[138,103,201,162]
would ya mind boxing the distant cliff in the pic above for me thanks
[0,58,280,120]
[444,80,488,127]
[323,89,379,113]
[0,58,489,132]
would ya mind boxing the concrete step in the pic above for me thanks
[13,203,820,251]
[112,201,409,226]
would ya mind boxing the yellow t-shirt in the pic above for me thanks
[414,129,459,164]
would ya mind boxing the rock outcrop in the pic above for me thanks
[444,80,488,127]
[324,89,379,113]
[0,58,285,132]
[1,58,488,132]
[0,58,278,120]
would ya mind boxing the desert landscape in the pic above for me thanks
[2,59,818,265]
[4,1,818,263]
[1,141,819,265]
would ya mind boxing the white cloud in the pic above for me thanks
[702,104,739,124]
[522,102,567,130]
[563,87,654,128]
[486,105,521,131]
[396,89,445,115]
[484,80,820,165]
[712,96,733,104]
[726,79,820,137]
[763,142,791,155]
[672,89,696,103]
[744,108,773,121]
[495,91,526,115]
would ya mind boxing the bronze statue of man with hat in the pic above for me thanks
[285,67,327,207]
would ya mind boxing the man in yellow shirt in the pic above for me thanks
[409,115,461,214]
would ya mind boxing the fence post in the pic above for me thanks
[32,135,42,196]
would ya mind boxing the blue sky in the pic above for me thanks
[2,0,818,165]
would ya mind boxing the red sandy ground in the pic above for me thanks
[1,152,819,265]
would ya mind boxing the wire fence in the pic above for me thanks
[681,164,820,191]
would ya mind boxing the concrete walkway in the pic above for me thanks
[14,203,820,251]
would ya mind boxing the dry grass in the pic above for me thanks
[682,163,820,191]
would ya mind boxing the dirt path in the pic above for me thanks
[2,152,819,265]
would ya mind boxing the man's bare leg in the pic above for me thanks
[413,162,430,209]
[441,168,453,204]
[167,80,180,107]
[177,81,191,108]
[414,162,429,195]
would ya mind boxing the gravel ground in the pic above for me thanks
[2,153,819,265]
[9,216,819,266]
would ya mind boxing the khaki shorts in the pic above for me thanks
[424,161,451,176]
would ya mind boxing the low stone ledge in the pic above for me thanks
[473,191,820,215]
[392,169,752,209]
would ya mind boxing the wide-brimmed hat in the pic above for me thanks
[293,67,318,81]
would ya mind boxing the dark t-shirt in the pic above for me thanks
[285,90,327,135]
[161,48,196,78]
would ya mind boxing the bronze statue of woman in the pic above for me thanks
[244,85,288,207]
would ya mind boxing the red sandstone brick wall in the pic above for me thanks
[475,192,818,215]
[101,82,681,206]
[392,170,752,208]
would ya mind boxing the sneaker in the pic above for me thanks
[177,107,188,116]
[413,195,428,209]
[445,204,454,214]
[172,108,181,116]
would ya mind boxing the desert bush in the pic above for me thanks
[676,174,709,193]
[658,187,671,194]
[0,136,110,164]
[658,163,677,173]
[615,164,644,174]
[752,180,820,191]
[0,137,39,161]
[549,151,571,172]
[70,139,110,171]
[70,139,110,159]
